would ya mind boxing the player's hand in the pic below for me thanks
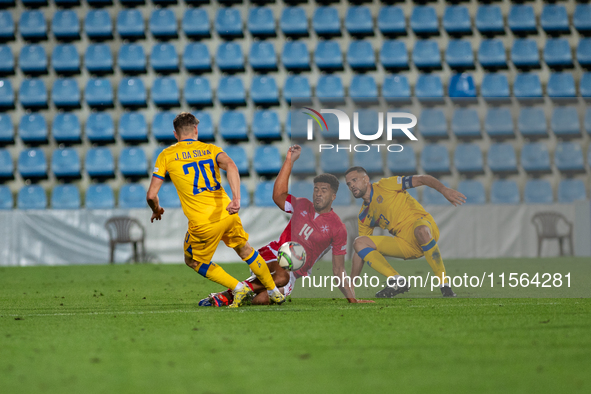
[226,199,240,215]
[287,145,301,163]
[348,298,375,304]
[442,187,466,207]
[150,207,165,223]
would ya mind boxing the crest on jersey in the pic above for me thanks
[321,225,329,233]
[301,211,307,216]
[377,196,383,204]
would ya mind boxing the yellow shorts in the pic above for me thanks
[184,214,249,263]
[367,215,440,260]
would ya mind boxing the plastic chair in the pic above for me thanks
[105,216,146,263]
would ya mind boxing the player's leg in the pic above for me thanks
[252,271,296,305]
[353,236,401,278]
[246,259,290,293]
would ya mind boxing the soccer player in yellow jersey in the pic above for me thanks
[146,112,284,308]
[345,167,466,298]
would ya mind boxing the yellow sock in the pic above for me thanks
[421,240,448,285]
[243,250,276,291]
[358,247,399,277]
[195,261,239,290]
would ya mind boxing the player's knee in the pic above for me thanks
[184,255,198,269]
[353,236,372,253]
[274,268,290,287]
[414,225,432,244]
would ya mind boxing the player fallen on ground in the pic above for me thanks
[199,145,373,306]
[345,167,466,298]
[146,112,284,308]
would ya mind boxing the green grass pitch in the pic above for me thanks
[1,259,590,393]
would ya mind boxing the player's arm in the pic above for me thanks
[411,175,466,206]
[332,254,374,303]
[147,176,165,223]
[216,152,241,215]
[272,145,301,210]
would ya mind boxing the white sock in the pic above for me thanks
[233,282,245,293]
[267,286,279,296]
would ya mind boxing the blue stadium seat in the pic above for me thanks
[350,75,378,104]
[252,110,281,141]
[18,185,47,210]
[254,146,282,176]
[119,183,147,209]
[524,180,553,204]
[18,148,47,180]
[485,108,514,139]
[19,79,47,109]
[183,43,211,73]
[224,146,249,176]
[585,108,591,135]
[86,112,115,144]
[151,43,178,73]
[410,6,438,36]
[0,114,13,144]
[254,181,274,207]
[286,111,308,140]
[521,142,551,173]
[541,5,569,35]
[581,73,591,98]
[152,111,176,143]
[544,39,573,68]
[415,74,443,103]
[419,109,447,140]
[182,9,209,39]
[117,9,144,39]
[158,182,181,209]
[452,109,481,139]
[19,11,47,40]
[421,144,450,175]
[119,147,148,178]
[443,6,471,36]
[52,113,81,144]
[423,181,451,205]
[149,9,177,39]
[216,42,245,72]
[251,76,279,106]
[383,74,410,103]
[555,142,584,173]
[377,6,405,36]
[248,7,275,37]
[152,77,180,107]
[481,73,510,101]
[284,75,311,103]
[347,40,376,70]
[321,112,340,140]
[119,112,148,143]
[185,77,212,107]
[551,107,581,139]
[320,149,350,175]
[219,111,248,141]
[508,5,536,35]
[513,73,542,100]
[52,78,80,108]
[547,73,576,99]
[478,39,507,69]
[490,180,520,204]
[475,5,503,35]
[85,10,112,40]
[19,113,47,144]
[85,78,113,108]
[558,180,587,203]
[380,40,408,70]
[85,184,115,209]
[577,38,591,67]
[488,143,518,174]
[0,45,14,74]
[345,6,373,36]
[511,39,540,68]
[316,75,344,104]
[0,79,14,109]
[86,147,114,178]
[413,40,441,70]
[574,5,591,35]
[222,183,250,208]
[217,76,246,106]
[290,180,313,199]
[454,143,484,175]
[250,41,277,71]
[118,44,146,73]
[280,7,308,37]
[215,8,243,38]
[519,107,548,139]
[0,185,12,209]
[0,148,13,181]
[19,45,47,74]
[387,144,416,174]
[52,44,79,74]
[0,11,15,40]
[282,41,310,71]
[52,10,79,40]
[313,6,340,37]
[192,111,214,141]
[292,145,316,176]
[448,73,476,100]
[51,148,80,180]
[334,183,352,206]
[458,180,486,205]
[315,40,343,71]
[353,150,383,175]
[118,77,147,107]
[85,44,113,74]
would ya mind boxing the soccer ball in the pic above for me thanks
[277,242,306,271]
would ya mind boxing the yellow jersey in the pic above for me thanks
[357,176,429,237]
[153,139,231,226]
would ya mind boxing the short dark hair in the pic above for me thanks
[345,166,367,177]
[314,173,339,193]
[173,112,199,135]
